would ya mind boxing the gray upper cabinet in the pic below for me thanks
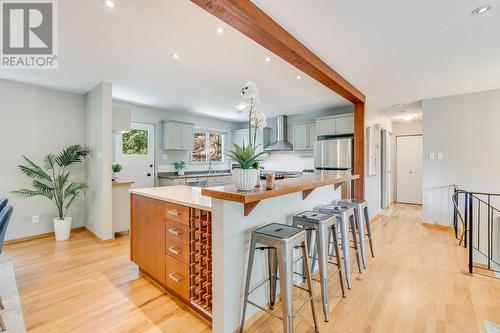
[161,121,194,150]
[292,122,316,151]
[316,114,354,136]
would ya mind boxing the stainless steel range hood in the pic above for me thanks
[265,115,293,151]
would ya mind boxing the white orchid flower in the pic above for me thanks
[240,81,260,100]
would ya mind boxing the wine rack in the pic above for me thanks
[189,207,212,317]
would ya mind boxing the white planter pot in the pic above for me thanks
[177,170,185,176]
[232,169,259,192]
[113,172,119,181]
[54,217,72,241]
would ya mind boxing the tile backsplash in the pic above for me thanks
[261,151,314,171]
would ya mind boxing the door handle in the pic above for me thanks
[147,173,151,177]
[168,228,182,236]
[167,210,180,216]
[168,272,184,283]
[168,246,180,255]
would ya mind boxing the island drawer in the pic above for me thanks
[165,202,190,225]
[165,237,189,264]
[165,255,189,300]
[165,220,190,244]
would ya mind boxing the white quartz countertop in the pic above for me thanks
[129,185,212,211]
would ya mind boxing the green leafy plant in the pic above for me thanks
[112,163,123,173]
[174,161,187,171]
[11,144,90,220]
[225,143,265,169]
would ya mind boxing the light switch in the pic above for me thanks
[429,152,435,160]
[437,152,444,160]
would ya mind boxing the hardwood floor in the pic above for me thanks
[2,204,499,332]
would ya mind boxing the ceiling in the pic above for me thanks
[252,0,500,110]
[0,0,349,121]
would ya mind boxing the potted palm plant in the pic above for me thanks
[12,144,90,241]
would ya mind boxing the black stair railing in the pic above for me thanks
[452,188,500,276]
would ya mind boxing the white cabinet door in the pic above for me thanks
[306,123,317,149]
[292,124,307,150]
[396,135,423,204]
[335,115,354,134]
[317,117,336,136]
[182,124,194,150]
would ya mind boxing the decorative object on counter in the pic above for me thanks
[173,160,187,176]
[111,162,123,181]
[265,172,275,190]
[226,144,264,191]
[12,144,89,241]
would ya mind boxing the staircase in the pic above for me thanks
[452,188,500,278]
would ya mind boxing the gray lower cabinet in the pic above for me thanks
[159,178,187,186]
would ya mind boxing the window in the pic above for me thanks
[192,131,224,163]
[122,129,148,155]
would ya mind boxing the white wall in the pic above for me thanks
[423,89,500,225]
[112,101,241,179]
[0,80,86,241]
[391,119,423,202]
[364,104,393,217]
[84,82,113,240]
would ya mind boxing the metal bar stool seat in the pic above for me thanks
[240,223,319,333]
[292,211,345,322]
[334,199,374,269]
[318,204,362,289]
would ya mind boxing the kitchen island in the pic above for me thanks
[129,171,358,332]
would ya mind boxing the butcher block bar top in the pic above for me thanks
[202,171,358,215]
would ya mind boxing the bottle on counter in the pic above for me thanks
[265,172,275,190]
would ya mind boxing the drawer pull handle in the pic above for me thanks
[168,272,184,283]
[168,228,181,236]
[168,246,180,255]
[168,210,180,216]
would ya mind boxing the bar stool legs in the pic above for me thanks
[330,224,346,299]
[240,224,319,333]
[364,207,375,258]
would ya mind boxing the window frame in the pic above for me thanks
[191,129,225,164]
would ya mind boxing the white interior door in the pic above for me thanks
[115,123,155,188]
[397,135,423,204]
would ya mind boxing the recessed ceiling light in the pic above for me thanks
[233,103,247,111]
[400,114,416,121]
[104,0,115,8]
[172,53,179,59]
[296,75,302,80]
[472,5,491,15]
[216,27,224,34]
[265,56,271,62]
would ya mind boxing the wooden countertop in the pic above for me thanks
[112,180,135,187]
[201,171,358,215]
[129,186,211,211]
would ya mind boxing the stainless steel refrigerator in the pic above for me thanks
[314,138,353,172]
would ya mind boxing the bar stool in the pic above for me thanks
[292,211,345,322]
[240,223,319,333]
[318,204,362,289]
[334,199,374,269]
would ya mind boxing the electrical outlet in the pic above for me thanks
[32,215,39,224]
[437,152,444,160]
[429,152,435,160]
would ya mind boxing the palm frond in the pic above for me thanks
[18,156,52,182]
[54,144,90,167]
[64,182,88,198]
[11,188,52,199]
[43,154,56,171]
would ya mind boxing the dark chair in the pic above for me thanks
[0,198,7,214]
[0,205,13,254]
[0,204,13,331]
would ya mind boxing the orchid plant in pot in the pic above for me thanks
[11,144,90,241]
[227,82,267,191]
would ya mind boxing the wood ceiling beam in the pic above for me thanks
[191,0,365,104]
